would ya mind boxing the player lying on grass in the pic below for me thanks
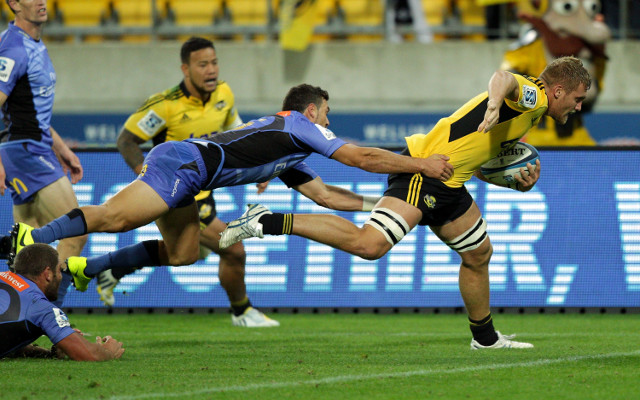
[0,244,124,361]
[2,83,454,313]
[219,56,591,349]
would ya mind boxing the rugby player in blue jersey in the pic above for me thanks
[0,0,87,307]
[1,243,124,361]
[6,84,454,300]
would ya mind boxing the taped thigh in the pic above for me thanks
[445,217,487,253]
[364,207,411,246]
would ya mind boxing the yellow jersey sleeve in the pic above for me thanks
[123,90,171,142]
[506,72,548,116]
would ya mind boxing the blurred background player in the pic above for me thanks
[112,36,276,327]
[0,0,87,307]
[0,243,124,361]
[221,57,591,349]
[501,0,610,146]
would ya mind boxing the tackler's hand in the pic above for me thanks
[421,154,454,182]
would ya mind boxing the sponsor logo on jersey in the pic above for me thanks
[0,271,29,291]
[273,162,287,177]
[53,308,71,328]
[215,100,227,110]
[39,155,56,170]
[199,203,213,219]
[39,84,55,97]
[8,178,28,194]
[0,57,16,83]
[520,85,537,108]
[171,178,181,197]
[137,110,165,136]
[423,194,436,209]
[180,113,191,123]
[315,124,337,140]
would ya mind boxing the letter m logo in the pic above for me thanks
[9,178,27,194]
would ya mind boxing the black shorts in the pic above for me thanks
[196,192,217,226]
[385,172,473,227]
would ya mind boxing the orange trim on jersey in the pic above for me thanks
[276,111,292,117]
[0,271,30,292]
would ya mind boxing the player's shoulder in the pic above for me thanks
[135,84,183,112]
[284,111,336,138]
[279,110,310,126]
[510,73,547,110]
[215,80,235,98]
[0,28,28,60]
[161,84,186,101]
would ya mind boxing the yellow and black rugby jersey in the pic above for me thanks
[124,80,240,146]
[405,73,548,188]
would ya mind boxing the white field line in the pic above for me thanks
[107,331,640,338]
[105,350,640,400]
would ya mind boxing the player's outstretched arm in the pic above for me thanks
[331,144,453,181]
[116,128,148,175]
[293,176,379,212]
[55,332,125,361]
[478,70,520,133]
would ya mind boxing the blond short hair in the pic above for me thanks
[540,56,591,94]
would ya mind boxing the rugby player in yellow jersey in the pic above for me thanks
[112,37,277,327]
[221,56,591,345]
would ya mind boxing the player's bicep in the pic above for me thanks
[117,128,147,148]
[329,143,363,167]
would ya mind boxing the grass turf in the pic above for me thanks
[2,313,639,400]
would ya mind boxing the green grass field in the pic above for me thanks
[3,313,639,400]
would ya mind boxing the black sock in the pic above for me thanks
[230,297,252,316]
[259,213,293,235]
[469,313,499,346]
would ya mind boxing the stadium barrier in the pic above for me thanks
[1,148,639,310]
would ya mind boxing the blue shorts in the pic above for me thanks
[0,140,65,205]
[138,141,207,209]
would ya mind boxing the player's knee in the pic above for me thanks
[167,249,199,266]
[217,242,246,266]
[99,211,136,233]
[349,236,389,260]
[461,242,492,271]
[358,247,387,261]
[359,208,408,259]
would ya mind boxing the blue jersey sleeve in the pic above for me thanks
[0,40,28,97]
[289,116,346,159]
[278,161,318,187]
[29,299,75,345]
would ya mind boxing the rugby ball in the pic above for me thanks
[480,142,539,188]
